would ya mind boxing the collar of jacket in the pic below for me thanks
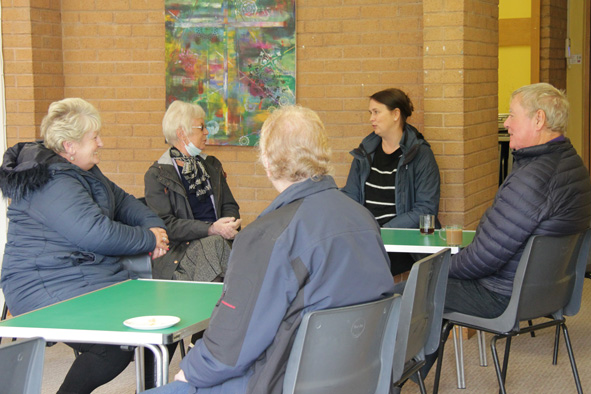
[350,123,428,166]
[0,141,95,202]
[512,138,572,162]
[258,175,338,218]
[157,148,208,165]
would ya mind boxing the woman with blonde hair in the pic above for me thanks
[0,97,168,394]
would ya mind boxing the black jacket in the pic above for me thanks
[144,149,240,279]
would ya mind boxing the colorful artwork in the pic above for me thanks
[165,0,296,146]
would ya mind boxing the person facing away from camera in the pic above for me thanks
[144,105,395,394]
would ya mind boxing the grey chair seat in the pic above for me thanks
[0,337,45,394]
[283,248,451,394]
[382,248,451,393]
[433,230,591,394]
[283,294,399,394]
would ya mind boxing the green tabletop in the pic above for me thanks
[381,228,475,254]
[0,279,223,346]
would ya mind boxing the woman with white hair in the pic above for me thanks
[0,97,168,393]
[144,100,241,283]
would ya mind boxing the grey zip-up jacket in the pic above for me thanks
[341,125,440,228]
[178,176,395,394]
[144,149,240,279]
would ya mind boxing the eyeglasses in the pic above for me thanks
[192,125,207,132]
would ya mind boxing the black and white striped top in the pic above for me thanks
[364,144,402,226]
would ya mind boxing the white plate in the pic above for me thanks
[123,315,180,330]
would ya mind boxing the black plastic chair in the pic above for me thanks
[433,230,590,394]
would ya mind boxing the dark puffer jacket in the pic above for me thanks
[0,142,165,315]
[341,125,441,228]
[450,139,591,296]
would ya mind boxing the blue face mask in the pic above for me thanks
[185,141,202,157]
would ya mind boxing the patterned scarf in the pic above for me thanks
[170,147,212,201]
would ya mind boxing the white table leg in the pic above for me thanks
[477,330,488,367]
[452,326,466,389]
[158,344,170,384]
[135,346,145,393]
[143,344,164,387]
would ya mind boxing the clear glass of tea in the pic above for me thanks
[419,214,435,235]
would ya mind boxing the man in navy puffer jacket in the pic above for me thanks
[446,83,591,318]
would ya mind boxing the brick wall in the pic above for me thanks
[423,0,499,229]
[540,0,568,89]
[2,0,502,228]
[3,0,38,146]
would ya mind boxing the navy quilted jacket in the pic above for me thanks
[450,139,591,296]
[0,141,165,315]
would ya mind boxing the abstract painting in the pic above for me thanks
[165,0,296,146]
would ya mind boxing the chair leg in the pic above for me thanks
[432,321,454,394]
[528,319,536,337]
[1,302,8,320]
[1,302,17,344]
[478,330,488,367]
[552,324,560,365]
[451,326,466,389]
[490,335,508,394]
[416,369,427,394]
[179,339,186,358]
[499,336,512,394]
[561,323,583,394]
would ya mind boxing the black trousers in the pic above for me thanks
[58,343,134,394]
[388,252,416,276]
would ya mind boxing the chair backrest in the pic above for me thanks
[0,337,45,394]
[563,228,591,316]
[283,294,399,394]
[120,254,153,279]
[585,232,591,280]
[443,230,589,335]
[514,232,583,321]
[382,248,450,387]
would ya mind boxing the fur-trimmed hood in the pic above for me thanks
[0,141,67,201]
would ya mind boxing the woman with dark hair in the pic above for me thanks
[342,88,441,275]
